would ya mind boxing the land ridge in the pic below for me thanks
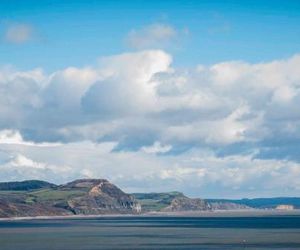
[0,179,299,218]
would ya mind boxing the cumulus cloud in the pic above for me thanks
[0,153,72,182]
[1,50,300,196]
[126,23,184,49]
[4,24,34,44]
[12,154,48,169]
[0,134,300,197]
[1,51,299,149]
[141,141,172,154]
[0,130,25,145]
[82,50,172,117]
[0,130,61,147]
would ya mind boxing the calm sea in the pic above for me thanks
[1,215,300,249]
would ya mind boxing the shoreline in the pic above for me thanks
[1,209,300,221]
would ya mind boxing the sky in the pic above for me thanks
[0,0,300,198]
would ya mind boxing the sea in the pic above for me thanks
[1,214,300,249]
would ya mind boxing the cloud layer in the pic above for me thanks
[0,50,300,197]
[1,131,300,198]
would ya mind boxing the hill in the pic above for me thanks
[132,192,211,212]
[131,192,250,212]
[0,180,56,191]
[0,179,141,218]
[1,179,299,218]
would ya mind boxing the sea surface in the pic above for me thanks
[1,214,300,249]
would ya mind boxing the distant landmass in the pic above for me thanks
[205,198,300,209]
[131,192,247,211]
[0,180,57,191]
[0,179,299,218]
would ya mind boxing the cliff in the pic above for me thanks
[0,179,141,218]
[162,197,211,212]
[132,192,211,212]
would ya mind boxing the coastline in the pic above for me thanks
[1,209,300,221]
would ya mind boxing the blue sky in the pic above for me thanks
[1,0,300,71]
[0,1,300,198]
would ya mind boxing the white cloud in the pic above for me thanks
[1,51,300,147]
[0,152,71,182]
[5,24,34,44]
[0,130,24,145]
[165,105,254,145]
[0,130,60,147]
[0,133,300,197]
[11,154,47,169]
[0,51,300,196]
[81,50,172,116]
[141,141,172,154]
[127,23,178,49]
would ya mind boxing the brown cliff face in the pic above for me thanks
[162,196,211,212]
[61,179,141,214]
[209,202,250,210]
[0,179,141,218]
